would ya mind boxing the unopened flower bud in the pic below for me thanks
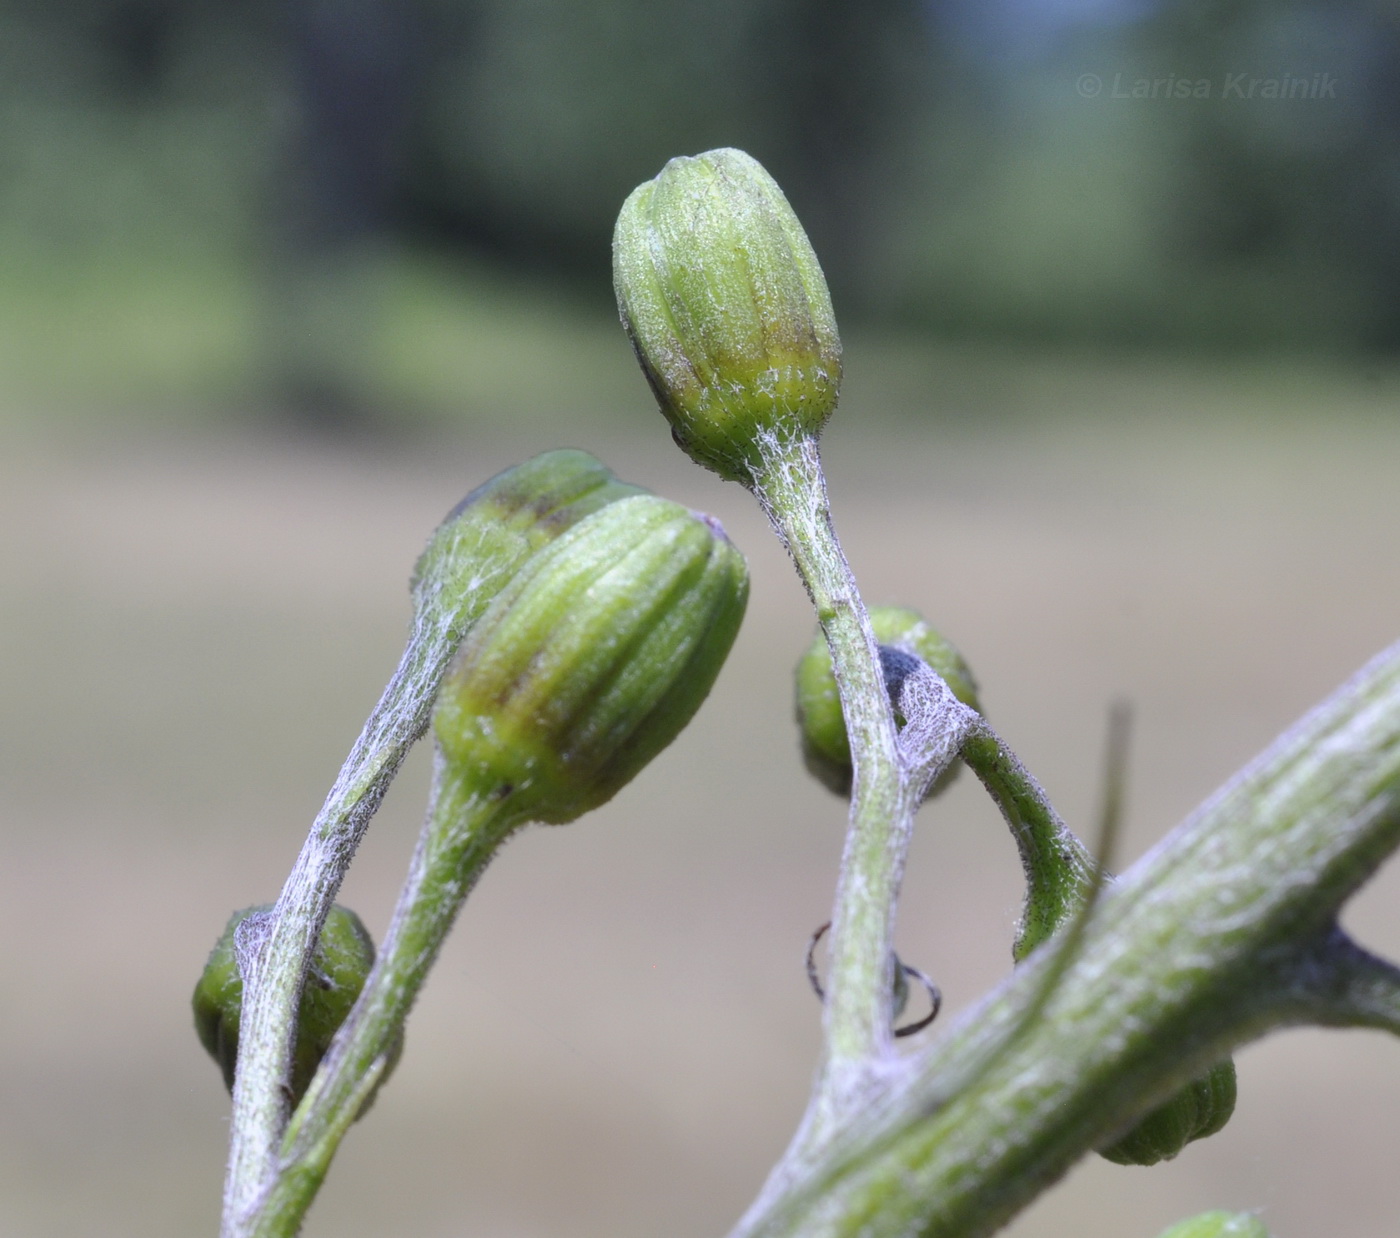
[1155,1210,1269,1238]
[412,449,646,643]
[1099,1058,1237,1166]
[193,904,394,1108]
[613,148,841,484]
[795,606,981,798]
[434,494,749,823]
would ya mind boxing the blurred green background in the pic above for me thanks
[4,0,1400,423]
[3,3,1400,1238]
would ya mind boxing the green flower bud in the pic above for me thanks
[795,606,981,797]
[1099,1058,1238,1166]
[434,494,749,823]
[613,148,842,484]
[1155,1210,1270,1238]
[192,904,395,1108]
[412,449,646,643]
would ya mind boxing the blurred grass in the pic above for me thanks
[0,248,633,427]
[0,251,261,419]
[4,244,1400,436]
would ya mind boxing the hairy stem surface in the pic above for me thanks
[249,757,522,1238]
[747,428,921,1144]
[960,720,1099,960]
[223,615,458,1236]
[732,639,1400,1238]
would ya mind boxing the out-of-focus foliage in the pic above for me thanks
[3,0,1399,419]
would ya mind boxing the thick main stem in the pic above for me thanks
[731,639,1400,1238]
[250,758,522,1238]
[748,429,916,1135]
[222,619,456,1236]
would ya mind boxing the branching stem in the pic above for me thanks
[746,430,970,1150]
[731,638,1400,1238]
[248,757,523,1238]
[222,609,461,1237]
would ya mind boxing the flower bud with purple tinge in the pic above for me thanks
[613,148,841,484]
[433,495,749,823]
[412,448,646,645]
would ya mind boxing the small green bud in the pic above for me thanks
[1154,1210,1270,1238]
[192,904,394,1108]
[434,494,749,823]
[795,606,981,798]
[412,448,646,643]
[613,148,842,484]
[1099,1058,1238,1166]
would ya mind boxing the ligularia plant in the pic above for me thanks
[204,150,1400,1238]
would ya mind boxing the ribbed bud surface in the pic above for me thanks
[434,495,748,823]
[613,148,841,483]
[1099,1058,1238,1166]
[412,448,646,642]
